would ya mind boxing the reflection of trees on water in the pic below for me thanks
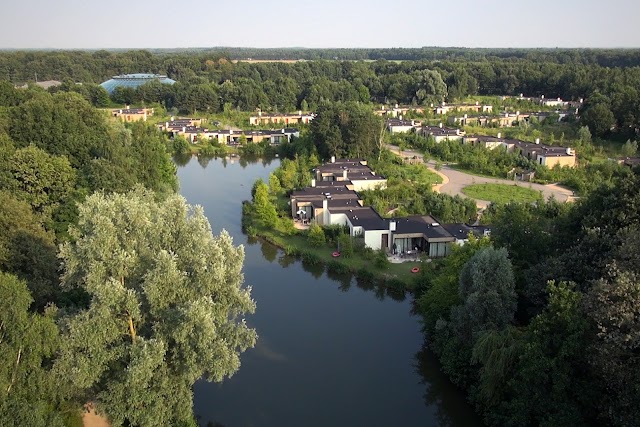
[197,154,212,169]
[414,345,482,427]
[277,254,296,269]
[260,240,278,263]
[172,153,192,166]
[301,257,324,278]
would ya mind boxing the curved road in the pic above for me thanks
[387,145,575,209]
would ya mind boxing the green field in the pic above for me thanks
[462,183,543,204]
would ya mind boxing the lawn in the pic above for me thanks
[461,183,543,204]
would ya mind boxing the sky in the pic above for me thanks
[2,0,639,49]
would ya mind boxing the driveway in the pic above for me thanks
[386,145,575,209]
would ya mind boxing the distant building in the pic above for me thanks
[462,135,577,168]
[435,102,493,115]
[100,73,176,95]
[112,107,154,122]
[249,111,314,126]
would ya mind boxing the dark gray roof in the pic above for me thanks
[392,215,454,240]
[330,207,388,230]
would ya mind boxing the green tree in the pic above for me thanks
[621,139,638,157]
[417,235,491,335]
[307,223,326,247]
[252,179,278,228]
[3,145,76,223]
[0,272,65,427]
[477,281,593,426]
[54,189,257,426]
[584,270,640,426]
[268,173,282,195]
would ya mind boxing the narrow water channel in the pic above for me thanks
[176,155,481,427]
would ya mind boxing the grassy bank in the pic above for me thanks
[462,183,543,204]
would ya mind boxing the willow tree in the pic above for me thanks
[55,189,256,426]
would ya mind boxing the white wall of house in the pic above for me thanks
[350,180,387,192]
[364,229,387,250]
[329,213,349,227]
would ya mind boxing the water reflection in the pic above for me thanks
[415,345,483,427]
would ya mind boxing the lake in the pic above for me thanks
[176,155,480,427]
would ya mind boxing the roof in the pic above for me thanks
[441,223,474,240]
[100,73,176,94]
[330,206,388,230]
[392,215,455,240]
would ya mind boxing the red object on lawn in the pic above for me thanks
[332,252,341,257]
[411,267,420,273]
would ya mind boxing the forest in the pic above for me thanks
[1,49,640,142]
[1,48,640,426]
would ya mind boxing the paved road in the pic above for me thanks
[387,145,575,209]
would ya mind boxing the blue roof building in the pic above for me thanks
[100,73,176,94]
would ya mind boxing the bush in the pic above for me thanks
[374,249,390,269]
[337,233,354,258]
[327,259,350,275]
[307,223,326,247]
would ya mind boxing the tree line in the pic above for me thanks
[1,49,640,139]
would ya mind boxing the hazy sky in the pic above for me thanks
[2,0,639,49]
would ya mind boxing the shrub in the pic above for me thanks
[307,223,326,247]
[374,249,390,269]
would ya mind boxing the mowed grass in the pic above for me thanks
[462,183,543,204]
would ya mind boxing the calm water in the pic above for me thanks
[176,155,480,427]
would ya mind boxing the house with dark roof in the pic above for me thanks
[418,124,464,142]
[462,135,577,168]
[314,157,387,191]
[289,159,491,254]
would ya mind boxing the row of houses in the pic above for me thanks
[249,111,315,126]
[448,110,575,128]
[158,119,299,145]
[290,157,489,256]
[385,119,576,168]
[464,134,576,168]
[376,101,493,117]
[375,95,582,118]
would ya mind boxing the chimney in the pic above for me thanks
[566,147,572,155]
[311,178,316,187]
[497,132,502,139]
[520,93,524,98]
[399,115,403,121]
[170,116,175,121]
[389,220,397,232]
[258,110,262,116]
[535,138,540,144]
[331,155,336,164]
[516,111,520,116]
[541,95,545,99]
[464,113,468,119]
[475,101,479,105]
[182,126,186,133]
[298,110,302,115]
[322,197,328,211]
[343,169,348,180]
[125,104,130,109]
[439,122,443,128]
